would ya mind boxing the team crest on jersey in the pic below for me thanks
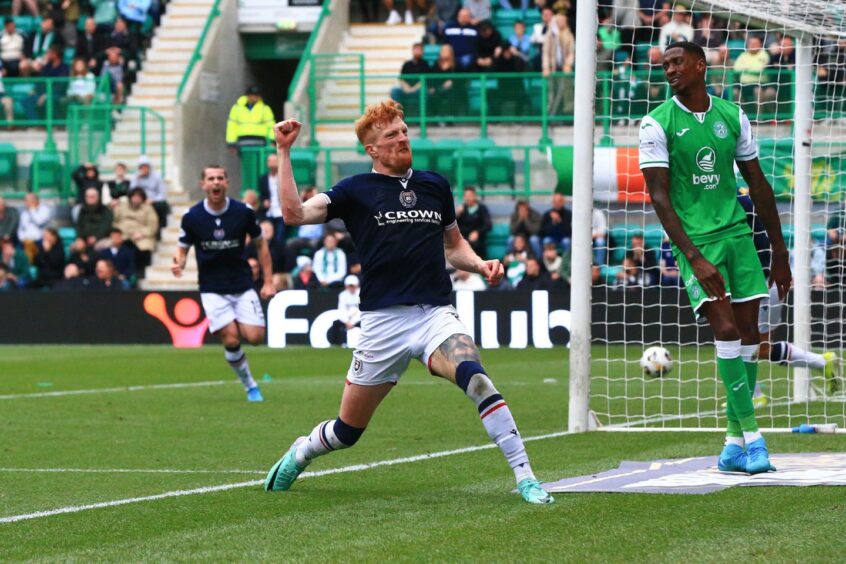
[713,121,728,139]
[399,189,417,208]
[213,228,225,240]
[353,359,363,375]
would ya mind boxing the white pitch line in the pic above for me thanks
[0,468,265,475]
[0,380,230,400]
[0,429,572,525]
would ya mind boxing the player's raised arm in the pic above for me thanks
[737,158,791,299]
[443,225,504,285]
[274,120,327,226]
[643,167,725,299]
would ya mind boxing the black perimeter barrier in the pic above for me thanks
[0,288,841,347]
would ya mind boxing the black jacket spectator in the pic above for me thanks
[72,164,102,204]
[33,229,65,288]
[456,188,492,258]
[76,192,114,246]
[540,193,572,247]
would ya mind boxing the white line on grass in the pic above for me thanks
[0,468,266,475]
[0,430,572,524]
[0,380,230,400]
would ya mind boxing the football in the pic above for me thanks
[640,346,673,377]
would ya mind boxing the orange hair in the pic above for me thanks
[354,99,405,145]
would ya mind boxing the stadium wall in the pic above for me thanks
[176,0,252,196]
[3,289,841,347]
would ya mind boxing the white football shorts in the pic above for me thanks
[346,304,470,386]
[200,289,265,333]
[757,284,783,335]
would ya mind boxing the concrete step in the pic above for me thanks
[171,0,215,5]
[155,27,205,39]
[343,36,422,49]
[129,85,179,97]
[323,81,399,97]
[151,36,201,50]
[167,5,215,16]
[144,48,194,60]
[137,71,184,84]
[347,23,425,37]
[139,278,200,291]
[160,15,207,28]
[137,61,187,73]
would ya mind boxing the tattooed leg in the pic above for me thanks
[429,333,480,383]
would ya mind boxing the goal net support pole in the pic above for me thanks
[568,0,599,433]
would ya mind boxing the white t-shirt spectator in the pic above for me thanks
[337,286,361,326]
[17,203,52,242]
[658,19,695,52]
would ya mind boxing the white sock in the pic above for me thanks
[788,345,826,370]
[724,436,745,447]
[224,346,257,390]
[463,373,533,484]
[295,419,359,466]
[743,430,763,444]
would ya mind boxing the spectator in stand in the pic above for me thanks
[72,162,101,205]
[508,20,532,64]
[693,13,727,65]
[12,0,39,16]
[0,196,20,242]
[117,0,151,55]
[427,0,461,42]
[76,17,102,72]
[391,42,430,115]
[456,186,491,258]
[32,227,65,288]
[22,17,61,76]
[59,0,82,45]
[509,199,541,257]
[517,257,555,291]
[293,256,320,290]
[20,44,67,120]
[542,14,575,116]
[444,8,478,71]
[615,233,658,287]
[106,162,131,204]
[76,186,113,248]
[613,0,640,57]
[597,12,621,72]
[258,152,286,242]
[0,261,14,291]
[67,57,97,105]
[592,208,608,265]
[635,0,663,45]
[99,228,135,282]
[768,34,795,67]
[131,154,169,234]
[464,0,491,25]
[101,46,125,104]
[1,18,27,77]
[540,192,572,252]
[529,7,554,71]
[504,232,534,286]
[226,85,275,152]
[428,43,463,119]
[113,186,157,277]
[1,235,29,287]
[68,236,97,276]
[17,193,52,259]
[313,233,347,289]
[91,0,118,35]
[0,61,14,124]
[474,20,502,72]
[734,35,771,105]
[658,6,694,52]
[53,262,87,290]
[541,240,567,283]
[494,44,528,115]
[658,234,680,287]
[384,0,428,25]
[452,268,487,291]
[107,17,136,63]
[91,257,128,290]
[817,38,846,118]
[329,274,362,346]
[242,189,261,215]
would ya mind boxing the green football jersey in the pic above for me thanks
[639,96,758,246]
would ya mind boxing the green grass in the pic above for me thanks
[1,345,845,561]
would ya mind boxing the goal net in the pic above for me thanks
[575,0,846,431]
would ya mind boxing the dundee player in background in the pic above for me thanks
[264,101,553,504]
[639,42,791,474]
[172,165,276,402]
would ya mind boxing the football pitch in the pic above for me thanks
[1,345,845,561]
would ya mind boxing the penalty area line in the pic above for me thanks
[0,380,231,400]
[0,430,572,525]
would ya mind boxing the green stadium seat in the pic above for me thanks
[454,139,494,187]
[63,47,76,65]
[13,16,41,34]
[291,149,317,187]
[410,137,436,170]
[727,39,746,62]
[29,151,64,194]
[423,44,440,66]
[0,144,18,189]
[58,226,77,255]
[468,78,498,114]
[486,222,511,260]
[482,147,515,189]
[433,138,464,183]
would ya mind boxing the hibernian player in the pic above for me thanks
[264,100,553,504]
[639,42,791,474]
[737,188,841,403]
[172,165,277,401]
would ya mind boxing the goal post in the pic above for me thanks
[569,0,846,432]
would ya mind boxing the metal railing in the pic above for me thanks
[176,0,223,102]
[68,105,167,175]
[0,75,112,145]
[238,143,556,199]
[302,64,812,142]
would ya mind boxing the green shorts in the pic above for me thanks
[674,234,769,317]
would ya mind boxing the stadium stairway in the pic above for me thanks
[315,22,424,146]
[113,0,214,290]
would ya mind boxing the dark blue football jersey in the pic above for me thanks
[178,198,262,294]
[323,170,457,310]
[737,191,771,277]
